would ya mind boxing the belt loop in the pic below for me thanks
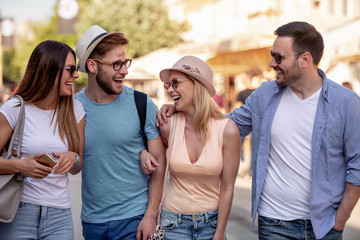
[177,213,182,224]
[204,212,209,223]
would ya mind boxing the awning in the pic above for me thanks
[208,46,272,76]
[208,33,274,76]
[126,43,216,81]
[216,33,274,53]
[126,33,274,80]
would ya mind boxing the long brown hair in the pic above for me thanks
[15,40,79,153]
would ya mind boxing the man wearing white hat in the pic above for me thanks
[75,25,165,240]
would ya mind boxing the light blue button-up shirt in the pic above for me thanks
[229,69,360,239]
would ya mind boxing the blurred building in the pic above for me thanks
[57,0,78,34]
[128,0,360,112]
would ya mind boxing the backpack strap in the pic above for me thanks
[134,90,148,150]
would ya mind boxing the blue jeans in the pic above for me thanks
[0,202,74,240]
[258,215,343,240]
[160,208,226,240]
[82,214,143,240]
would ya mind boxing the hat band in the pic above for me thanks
[86,32,108,50]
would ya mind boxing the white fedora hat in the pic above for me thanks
[159,55,216,96]
[76,25,120,73]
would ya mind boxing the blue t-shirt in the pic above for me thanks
[75,85,159,223]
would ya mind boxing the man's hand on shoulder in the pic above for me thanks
[156,104,176,127]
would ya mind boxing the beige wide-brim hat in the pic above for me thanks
[76,25,120,73]
[159,55,216,96]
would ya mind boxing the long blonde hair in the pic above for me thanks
[15,40,79,153]
[189,75,225,139]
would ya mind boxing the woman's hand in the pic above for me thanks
[52,152,78,175]
[140,149,159,175]
[18,153,53,179]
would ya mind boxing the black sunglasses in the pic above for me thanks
[270,50,304,65]
[92,59,132,71]
[65,65,78,77]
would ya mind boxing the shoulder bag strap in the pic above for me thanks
[156,113,177,223]
[5,95,25,159]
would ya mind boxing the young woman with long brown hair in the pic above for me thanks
[0,40,85,239]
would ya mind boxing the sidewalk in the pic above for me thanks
[226,176,257,240]
[69,174,83,240]
[69,173,360,240]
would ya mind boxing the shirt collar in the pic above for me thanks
[317,68,328,101]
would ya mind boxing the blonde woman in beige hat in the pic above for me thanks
[145,56,240,239]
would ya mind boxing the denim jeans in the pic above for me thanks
[258,215,343,240]
[160,208,226,240]
[82,214,143,240]
[0,202,74,240]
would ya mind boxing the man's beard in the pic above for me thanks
[96,69,121,95]
[276,62,302,87]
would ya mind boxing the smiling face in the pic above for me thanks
[59,52,79,96]
[164,71,195,112]
[270,36,303,87]
[94,45,128,95]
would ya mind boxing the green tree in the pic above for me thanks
[6,0,189,85]
[8,15,78,84]
[3,49,22,83]
[76,0,190,58]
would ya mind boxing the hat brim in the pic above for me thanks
[77,32,118,73]
[159,68,216,96]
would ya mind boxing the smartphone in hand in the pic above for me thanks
[37,153,57,167]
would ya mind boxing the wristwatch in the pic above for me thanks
[73,153,80,167]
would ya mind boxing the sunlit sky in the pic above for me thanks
[0,0,57,22]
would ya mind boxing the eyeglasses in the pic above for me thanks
[164,78,187,91]
[64,65,78,77]
[270,50,304,65]
[92,59,132,71]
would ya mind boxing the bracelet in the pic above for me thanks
[73,153,80,167]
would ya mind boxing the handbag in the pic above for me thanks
[150,114,177,240]
[0,95,26,223]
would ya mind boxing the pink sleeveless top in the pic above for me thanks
[163,112,229,213]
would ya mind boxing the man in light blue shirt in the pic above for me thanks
[75,25,165,240]
[228,21,360,239]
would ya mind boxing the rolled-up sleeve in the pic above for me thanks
[344,94,360,186]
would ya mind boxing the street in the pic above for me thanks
[69,172,360,240]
